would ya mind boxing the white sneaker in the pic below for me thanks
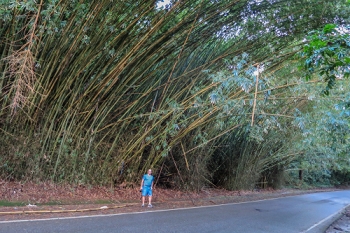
[148,204,152,208]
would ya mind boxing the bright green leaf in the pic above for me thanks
[323,24,336,34]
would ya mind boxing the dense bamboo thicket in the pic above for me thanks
[0,0,349,190]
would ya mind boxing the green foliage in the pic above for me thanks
[301,24,350,95]
[295,19,350,186]
[286,79,350,186]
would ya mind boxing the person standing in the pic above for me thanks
[140,169,154,207]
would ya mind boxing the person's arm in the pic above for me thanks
[151,177,154,190]
[140,177,144,190]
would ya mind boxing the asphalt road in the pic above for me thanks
[0,190,349,233]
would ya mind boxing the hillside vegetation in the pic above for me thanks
[0,0,349,190]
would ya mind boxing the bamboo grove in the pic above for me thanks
[0,0,349,189]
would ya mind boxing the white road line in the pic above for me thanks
[301,204,349,233]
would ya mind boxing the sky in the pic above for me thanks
[157,0,171,9]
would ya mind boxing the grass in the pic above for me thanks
[0,199,119,207]
[0,200,26,207]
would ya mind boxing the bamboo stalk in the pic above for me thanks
[251,64,259,126]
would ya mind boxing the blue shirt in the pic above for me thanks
[142,174,154,187]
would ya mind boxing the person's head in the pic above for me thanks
[147,169,152,175]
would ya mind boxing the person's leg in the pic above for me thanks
[148,188,153,207]
[142,187,148,206]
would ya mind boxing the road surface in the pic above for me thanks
[0,190,349,233]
